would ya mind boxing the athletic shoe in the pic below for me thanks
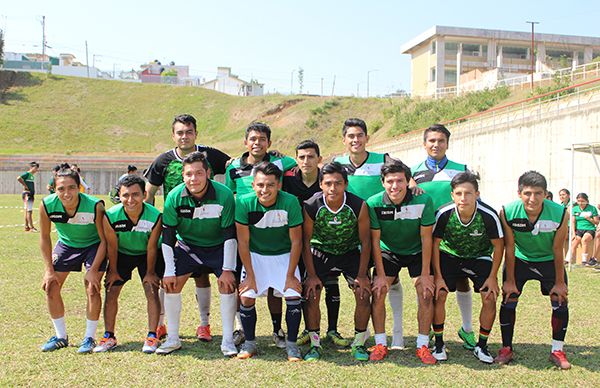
[156,324,167,340]
[473,345,494,364]
[156,337,182,355]
[30,227,39,232]
[272,329,286,349]
[416,345,437,365]
[221,340,238,357]
[587,258,598,266]
[303,345,322,361]
[286,341,302,362]
[41,336,68,352]
[368,344,388,361]
[390,336,406,350]
[196,325,212,342]
[24,227,30,232]
[432,344,447,361]
[93,337,117,353]
[77,337,96,354]
[237,341,257,359]
[351,345,369,361]
[458,328,476,350]
[233,329,245,346]
[296,329,310,346]
[142,336,160,354]
[549,350,571,370]
[494,346,513,365]
[326,330,352,347]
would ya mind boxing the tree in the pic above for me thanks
[0,29,4,66]
[298,67,304,94]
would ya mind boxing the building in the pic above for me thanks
[200,67,264,96]
[139,61,190,84]
[1,52,100,77]
[402,26,600,97]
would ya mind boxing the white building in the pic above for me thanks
[200,67,264,96]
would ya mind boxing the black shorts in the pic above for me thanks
[52,241,107,272]
[377,251,423,278]
[575,229,596,238]
[503,257,568,296]
[311,247,362,286]
[174,240,224,277]
[439,251,492,293]
[110,251,165,286]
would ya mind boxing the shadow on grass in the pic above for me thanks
[0,70,46,105]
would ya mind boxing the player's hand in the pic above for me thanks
[409,185,424,196]
[41,270,59,294]
[239,274,257,295]
[354,275,371,300]
[480,276,499,301]
[371,275,389,299]
[415,275,435,300]
[550,282,569,305]
[162,276,177,293]
[502,280,520,304]
[434,276,449,300]
[105,270,124,291]
[85,269,101,294]
[218,270,237,294]
[142,272,160,288]
[284,275,302,294]
[303,274,322,300]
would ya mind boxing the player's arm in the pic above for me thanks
[285,225,303,294]
[355,203,372,298]
[145,182,160,205]
[417,225,435,299]
[16,175,29,191]
[236,222,256,294]
[160,223,178,292]
[39,202,57,293]
[102,215,122,289]
[370,228,388,298]
[481,238,504,301]
[432,237,447,299]
[85,202,107,293]
[500,209,519,302]
[550,211,568,304]
[302,208,321,299]
[143,216,162,288]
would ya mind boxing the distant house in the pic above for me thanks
[200,67,264,96]
[1,52,100,77]
[139,61,190,84]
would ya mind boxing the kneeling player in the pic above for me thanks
[432,172,504,364]
[93,175,163,353]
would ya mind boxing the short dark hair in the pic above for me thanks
[559,188,570,196]
[252,161,282,180]
[118,175,146,194]
[451,171,479,191]
[245,122,272,141]
[546,191,554,200]
[518,171,547,192]
[380,158,411,182]
[295,139,320,156]
[56,167,81,186]
[52,164,61,173]
[423,124,451,143]
[172,114,197,131]
[576,192,589,202]
[182,151,209,170]
[320,162,348,183]
[29,161,40,168]
[342,118,367,137]
[127,165,137,173]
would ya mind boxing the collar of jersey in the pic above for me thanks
[426,155,448,172]
[322,192,347,214]
[239,151,272,169]
[383,190,413,208]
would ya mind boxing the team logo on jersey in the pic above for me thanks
[469,229,483,237]
[329,216,342,225]
[48,213,68,223]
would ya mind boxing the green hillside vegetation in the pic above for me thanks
[0,71,513,157]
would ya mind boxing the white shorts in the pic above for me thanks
[240,252,301,299]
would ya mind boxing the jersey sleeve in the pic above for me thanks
[346,192,365,217]
[235,197,249,224]
[221,189,235,229]
[367,201,381,230]
[303,194,320,221]
[144,153,169,186]
[162,193,178,227]
[591,206,599,217]
[433,209,451,239]
[287,196,304,227]
[19,172,28,181]
[421,196,436,226]
[479,204,504,239]
[224,165,237,193]
[206,147,230,175]
[282,156,298,172]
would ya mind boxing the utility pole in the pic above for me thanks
[367,69,378,98]
[85,40,90,78]
[41,16,46,73]
[321,78,324,96]
[526,21,539,90]
[356,83,360,97]
[331,75,336,96]
[290,69,295,95]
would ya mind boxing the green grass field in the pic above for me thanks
[1,194,599,386]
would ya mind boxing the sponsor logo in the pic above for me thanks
[114,223,128,229]
[414,174,426,180]
[512,223,527,227]
[469,229,483,237]
[49,214,63,219]
[179,208,191,213]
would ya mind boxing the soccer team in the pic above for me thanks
[36,115,572,369]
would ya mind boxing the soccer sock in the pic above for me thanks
[352,329,368,347]
[104,331,115,339]
[270,312,282,334]
[51,317,67,339]
[220,293,237,344]
[416,334,429,349]
[388,281,404,344]
[308,330,320,347]
[85,319,98,339]
[456,290,473,332]
[374,333,387,346]
[195,287,211,326]
[240,304,257,342]
[477,326,491,348]
[235,312,243,331]
[551,301,569,347]
[164,293,182,339]
[324,279,341,332]
[499,300,518,349]
[285,299,302,342]
[433,323,444,348]
[158,288,165,326]
[582,253,589,263]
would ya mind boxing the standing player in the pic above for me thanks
[431,172,504,364]
[235,162,303,361]
[368,160,437,364]
[570,193,599,265]
[47,165,61,194]
[155,152,238,356]
[412,124,476,350]
[39,167,107,353]
[302,162,372,361]
[93,175,163,354]
[145,114,230,342]
[496,171,570,369]
[17,161,40,232]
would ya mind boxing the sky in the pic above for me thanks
[2,0,599,96]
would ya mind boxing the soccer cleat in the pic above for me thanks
[494,346,513,365]
[156,324,167,340]
[156,337,182,355]
[326,330,352,347]
[296,329,310,346]
[432,344,447,361]
[220,341,238,357]
[286,342,302,362]
[303,345,322,361]
[272,329,286,349]
[233,329,245,346]
[473,345,494,364]
[549,350,571,370]
[587,258,598,266]
[416,345,437,365]
[77,337,96,354]
[458,327,476,350]
[368,344,388,361]
[352,345,370,361]
[41,336,68,352]
[93,337,117,353]
[237,341,257,359]
[24,227,30,232]
[142,336,160,354]
[30,227,39,232]
[196,325,212,342]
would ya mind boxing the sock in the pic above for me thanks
[456,290,473,332]
[499,300,518,349]
[51,317,67,339]
[551,301,569,343]
[416,334,429,349]
[85,319,98,339]
[270,312,282,334]
[308,330,320,347]
[582,253,589,263]
[477,326,491,348]
[195,287,211,326]
[324,279,341,332]
[164,293,182,339]
[388,281,404,345]
[219,293,237,344]
[103,331,115,339]
[374,333,387,346]
[147,332,157,338]
[158,288,165,326]
[352,329,368,347]
[235,312,243,331]
[240,304,257,342]
[285,299,302,342]
[433,323,444,348]
[552,340,564,352]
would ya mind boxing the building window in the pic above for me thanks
[431,41,436,54]
[430,67,436,82]
[578,52,584,64]
[503,46,529,60]
[463,43,480,56]
[445,42,458,55]
[444,69,457,85]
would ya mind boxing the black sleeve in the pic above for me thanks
[479,203,503,240]
[205,147,230,175]
[222,224,236,241]
[346,192,365,217]
[303,193,321,221]
[432,209,451,239]
[162,224,177,248]
[144,153,170,186]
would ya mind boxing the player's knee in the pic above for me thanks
[240,297,255,308]
[501,300,518,310]
[551,300,568,312]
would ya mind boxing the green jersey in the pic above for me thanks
[43,193,102,248]
[572,204,598,231]
[225,151,297,196]
[162,180,235,247]
[412,159,467,210]
[368,191,436,255]
[48,176,55,194]
[433,201,503,259]
[503,199,565,262]
[304,191,364,255]
[20,171,35,194]
[334,152,388,201]
[106,202,162,256]
[235,190,303,255]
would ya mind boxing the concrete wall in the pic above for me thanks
[410,44,431,97]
